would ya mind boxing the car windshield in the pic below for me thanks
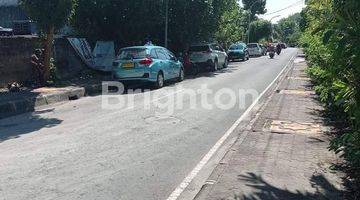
[118,48,148,60]
[229,45,244,50]
[247,44,258,48]
[189,45,209,52]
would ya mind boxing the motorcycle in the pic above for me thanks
[269,51,275,59]
[267,45,276,59]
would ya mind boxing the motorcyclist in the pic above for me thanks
[267,44,276,59]
[267,43,275,53]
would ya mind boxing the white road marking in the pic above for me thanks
[166,53,297,200]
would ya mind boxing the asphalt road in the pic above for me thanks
[0,48,298,200]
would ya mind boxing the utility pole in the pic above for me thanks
[165,0,169,48]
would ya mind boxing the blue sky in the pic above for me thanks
[241,0,306,23]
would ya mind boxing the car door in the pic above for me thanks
[166,49,180,78]
[213,44,226,66]
[218,45,227,64]
[156,49,172,80]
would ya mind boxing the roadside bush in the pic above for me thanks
[301,0,360,193]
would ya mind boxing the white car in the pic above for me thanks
[0,26,13,36]
[189,43,228,72]
[247,43,263,57]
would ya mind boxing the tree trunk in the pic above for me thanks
[43,26,55,83]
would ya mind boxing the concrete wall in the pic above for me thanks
[0,36,88,87]
[0,36,40,87]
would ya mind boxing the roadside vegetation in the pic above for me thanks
[300,0,360,196]
[19,0,76,82]
[71,0,271,51]
[274,13,302,47]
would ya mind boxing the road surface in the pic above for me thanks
[0,49,298,200]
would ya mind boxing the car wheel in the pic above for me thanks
[155,72,164,89]
[211,60,218,72]
[178,68,185,82]
[223,58,228,68]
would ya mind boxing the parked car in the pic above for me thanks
[189,43,228,72]
[227,43,249,62]
[112,46,184,88]
[0,26,13,36]
[247,43,263,57]
[259,44,267,56]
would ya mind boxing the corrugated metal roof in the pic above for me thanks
[0,0,18,6]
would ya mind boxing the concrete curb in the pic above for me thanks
[0,84,102,119]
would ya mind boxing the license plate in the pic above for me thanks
[122,62,134,68]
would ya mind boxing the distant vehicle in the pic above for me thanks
[247,43,263,57]
[259,44,267,56]
[112,46,184,88]
[0,26,13,36]
[280,43,287,49]
[227,43,249,62]
[189,43,228,72]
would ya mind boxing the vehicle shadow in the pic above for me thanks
[186,65,239,80]
[233,172,343,200]
[0,109,62,143]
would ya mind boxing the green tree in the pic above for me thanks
[242,0,267,18]
[215,4,247,47]
[20,0,76,82]
[275,13,302,45]
[248,19,272,42]
[72,0,235,51]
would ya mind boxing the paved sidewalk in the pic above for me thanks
[195,58,345,200]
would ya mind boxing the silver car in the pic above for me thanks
[189,43,228,72]
[247,43,263,57]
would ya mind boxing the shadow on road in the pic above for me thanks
[233,172,343,200]
[0,110,62,143]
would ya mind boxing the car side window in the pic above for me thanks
[150,49,158,59]
[156,49,168,60]
[166,50,176,60]
[161,49,171,60]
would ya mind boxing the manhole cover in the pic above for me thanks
[279,90,315,96]
[270,120,322,135]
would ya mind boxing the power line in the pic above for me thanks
[263,0,303,16]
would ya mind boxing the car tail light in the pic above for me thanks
[139,57,153,66]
